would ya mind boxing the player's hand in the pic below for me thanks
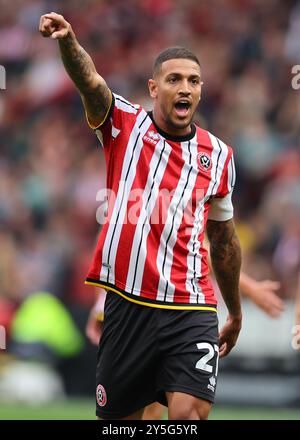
[246,279,284,318]
[39,12,73,40]
[85,309,103,346]
[219,314,242,357]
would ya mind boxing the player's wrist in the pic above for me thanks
[65,25,75,40]
[58,24,76,42]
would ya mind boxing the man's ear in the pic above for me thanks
[148,79,157,99]
[199,81,203,103]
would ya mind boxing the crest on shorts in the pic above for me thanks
[96,384,107,407]
[197,152,212,172]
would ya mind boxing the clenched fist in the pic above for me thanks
[39,12,73,40]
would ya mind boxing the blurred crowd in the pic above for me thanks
[0,0,300,361]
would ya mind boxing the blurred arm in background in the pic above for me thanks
[240,272,283,318]
[295,271,300,327]
[85,288,106,346]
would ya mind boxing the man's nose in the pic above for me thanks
[178,80,191,95]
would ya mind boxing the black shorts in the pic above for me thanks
[96,293,219,419]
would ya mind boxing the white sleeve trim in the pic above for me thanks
[114,93,139,114]
[208,191,234,221]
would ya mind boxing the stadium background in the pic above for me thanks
[0,0,300,419]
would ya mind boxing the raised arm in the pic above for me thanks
[39,12,111,128]
[206,218,242,357]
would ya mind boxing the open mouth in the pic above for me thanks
[174,101,191,117]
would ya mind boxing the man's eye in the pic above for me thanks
[168,77,177,83]
[191,79,199,85]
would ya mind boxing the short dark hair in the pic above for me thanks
[153,47,200,77]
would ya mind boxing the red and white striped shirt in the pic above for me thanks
[85,93,236,311]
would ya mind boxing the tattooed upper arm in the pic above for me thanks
[58,37,112,128]
[81,75,112,129]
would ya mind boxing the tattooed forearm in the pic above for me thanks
[207,219,242,317]
[59,34,96,92]
[39,13,110,126]
[58,34,110,122]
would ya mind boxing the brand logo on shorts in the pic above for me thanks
[207,376,216,392]
[96,384,107,407]
[197,152,212,172]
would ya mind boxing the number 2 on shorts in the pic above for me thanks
[195,342,219,375]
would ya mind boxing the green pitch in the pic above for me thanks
[0,399,299,420]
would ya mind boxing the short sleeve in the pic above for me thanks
[208,191,234,221]
[217,150,236,198]
[208,151,236,221]
[86,92,140,149]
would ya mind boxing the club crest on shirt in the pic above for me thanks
[96,384,107,407]
[197,152,212,172]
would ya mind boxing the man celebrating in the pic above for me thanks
[39,12,242,420]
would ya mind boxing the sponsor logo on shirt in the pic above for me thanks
[143,130,160,145]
